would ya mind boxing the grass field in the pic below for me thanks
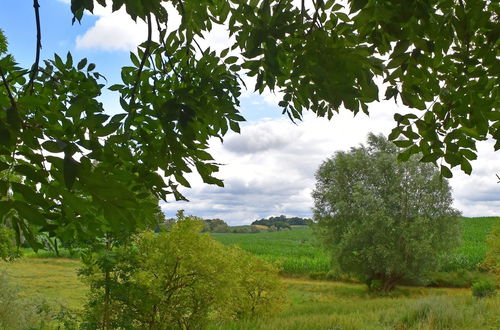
[1,258,86,310]
[211,279,499,329]
[1,259,498,329]
[1,216,498,328]
[213,217,499,276]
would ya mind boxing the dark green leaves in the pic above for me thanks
[1,0,498,249]
[63,155,78,190]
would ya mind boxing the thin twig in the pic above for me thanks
[0,67,16,109]
[307,0,320,35]
[130,14,153,105]
[155,17,182,80]
[27,0,42,95]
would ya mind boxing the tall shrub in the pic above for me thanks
[79,214,286,329]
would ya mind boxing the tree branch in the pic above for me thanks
[0,67,16,109]
[27,0,42,95]
[130,13,153,105]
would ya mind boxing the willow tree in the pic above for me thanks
[313,134,461,291]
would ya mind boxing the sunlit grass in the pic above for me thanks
[210,278,500,330]
[0,258,86,310]
[2,252,498,329]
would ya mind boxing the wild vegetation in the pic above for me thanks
[77,215,285,329]
[0,216,498,328]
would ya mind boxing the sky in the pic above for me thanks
[1,0,498,225]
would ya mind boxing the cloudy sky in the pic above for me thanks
[1,0,498,224]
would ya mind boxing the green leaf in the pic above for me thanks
[229,120,240,133]
[14,165,47,183]
[63,155,79,190]
[393,140,413,148]
[460,158,472,175]
[11,182,49,208]
[440,165,453,178]
[42,140,65,153]
[77,58,88,70]
[12,201,46,226]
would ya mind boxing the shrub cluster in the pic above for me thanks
[471,280,497,298]
[78,215,286,329]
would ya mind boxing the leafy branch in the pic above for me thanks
[129,13,153,105]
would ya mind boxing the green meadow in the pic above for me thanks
[1,216,498,329]
[2,259,498,329]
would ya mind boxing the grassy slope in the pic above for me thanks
[2,259,498,329]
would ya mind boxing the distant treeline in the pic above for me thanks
[158,218,260,233]
[251,215,312,228]
[157,214,312,233]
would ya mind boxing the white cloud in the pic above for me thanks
[161,99,500,224]
[75,5,148,51]
[74,2,232,53]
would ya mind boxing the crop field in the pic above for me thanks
[440,217,499,271]
[213,217,499,275]
[213,226,331,275]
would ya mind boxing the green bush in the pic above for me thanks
[481,221,499,281]
[471,280,497,298]
[79,214,286,329]
[0,225,21,261]
[427,270,495,288]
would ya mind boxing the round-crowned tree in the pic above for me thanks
[312,134,461,291]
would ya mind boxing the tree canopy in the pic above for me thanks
[312,134,461,291]
[0,0,498,247]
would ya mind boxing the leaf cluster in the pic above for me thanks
[1,0,498,246]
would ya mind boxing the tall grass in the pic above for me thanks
[209,279,500,330]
